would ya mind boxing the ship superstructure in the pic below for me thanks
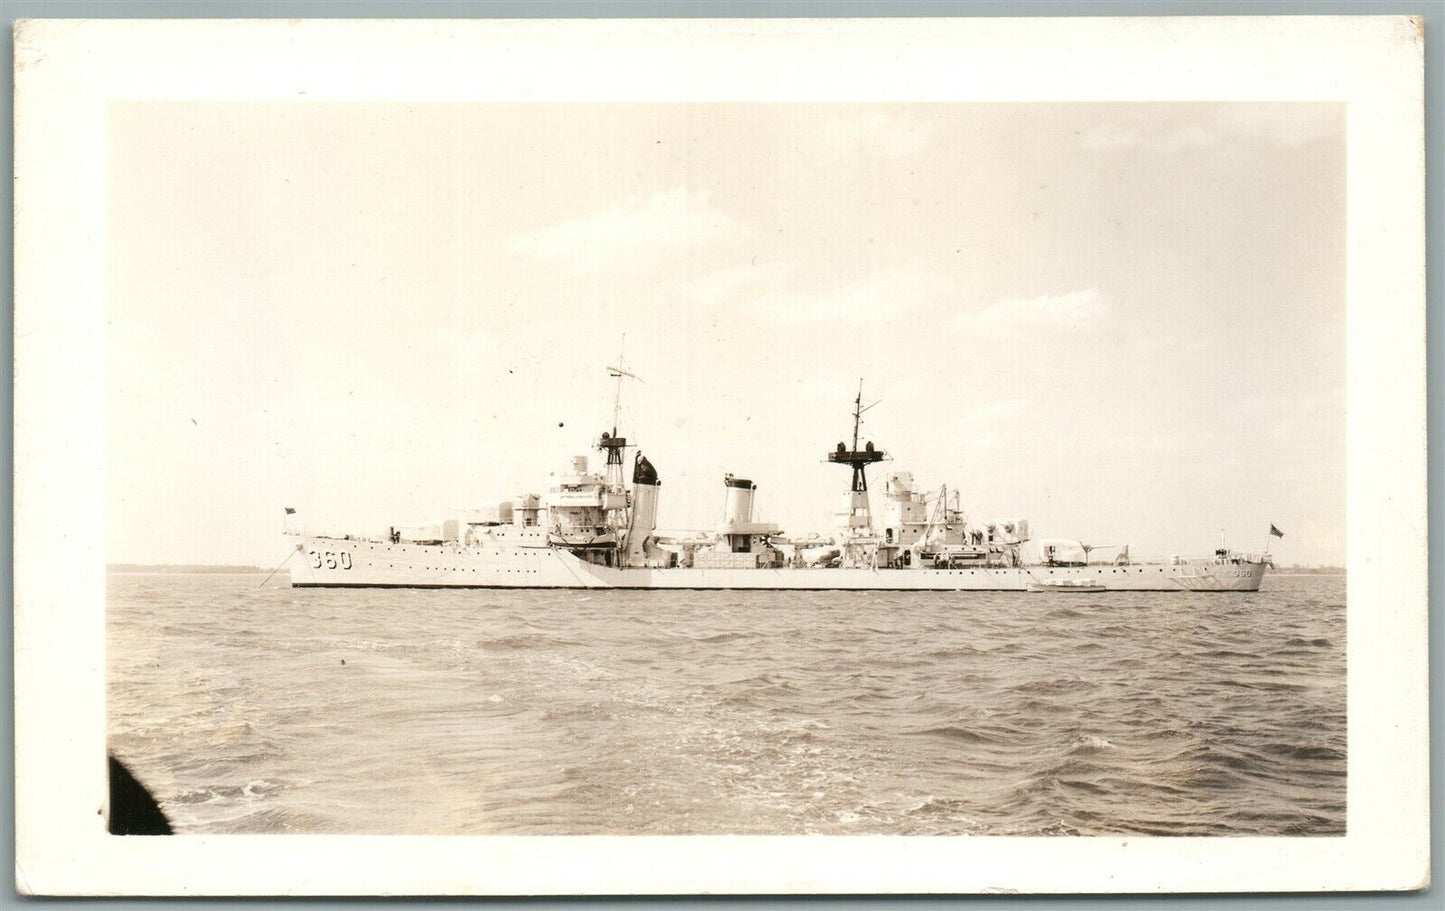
[286,374,1271,592]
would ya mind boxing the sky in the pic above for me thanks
[106,102,1345,566]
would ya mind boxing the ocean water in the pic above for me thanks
[106,574,1345,836]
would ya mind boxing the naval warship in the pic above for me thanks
[285,369,1271,592]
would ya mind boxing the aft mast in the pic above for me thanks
[828,380,886,567]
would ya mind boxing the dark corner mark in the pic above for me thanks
[107,754,172,836]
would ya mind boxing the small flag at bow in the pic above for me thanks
[1269,524,1284,538]
[284,507,296,515]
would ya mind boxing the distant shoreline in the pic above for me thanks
[107,564,272,574]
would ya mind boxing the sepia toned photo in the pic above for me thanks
[14,17,1427,895]
[104,99,1347,838]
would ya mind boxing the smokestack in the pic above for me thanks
[723,474,756,528]
[624,452,661,567]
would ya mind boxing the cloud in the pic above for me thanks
[1210,105,1342,148]
[431,328,500,380]
[793,374,858,400]
[819,111,934,157]
[958,288,1108,335]
[1091,428,1217,454]
[963,397,1031,425]
[683,261,954,327]
[507,187,747,273]
[687,260,793,308]
[1082,123,1214,153]
[1083,105,1341,155]
[432,327,499,354]
[757,265,956,326]
[952,397,1032,447]
[788,373,926,403]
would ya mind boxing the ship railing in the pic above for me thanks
[1112,552,1270,567]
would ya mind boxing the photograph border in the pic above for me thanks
[12,11,1430,896]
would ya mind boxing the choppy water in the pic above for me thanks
[107,574,1345,836]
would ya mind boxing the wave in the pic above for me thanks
[922,646,983,660]
[1007,678,1096,695]
[1065,734,1116,754]
[1043,607,1086,621]
[903,725,1009,746]
[478,633,577,650]
[689,631,760,644]
[1257,742,1346,763]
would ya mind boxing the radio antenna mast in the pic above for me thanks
[601,337,643,492]
[606,335,643,437]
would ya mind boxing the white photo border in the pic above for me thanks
[12,15,1427,895]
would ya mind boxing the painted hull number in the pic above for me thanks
[309,550,353,570]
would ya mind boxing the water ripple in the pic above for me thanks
[107,573,1345,835]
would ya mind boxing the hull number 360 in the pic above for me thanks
[308,550,353,570]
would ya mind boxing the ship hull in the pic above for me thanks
[286,536,1268,592]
